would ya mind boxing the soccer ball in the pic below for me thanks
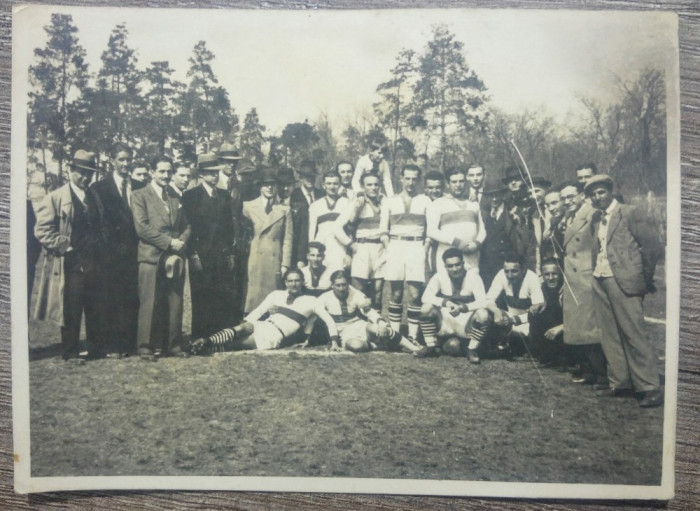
[442,337,464,357]
[345,338,370,353]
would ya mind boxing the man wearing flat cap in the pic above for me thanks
[586,174,664,407]
[132,155,191,361]
[242,167,293,312]
[181,153,235,339]
[34,150,105,362]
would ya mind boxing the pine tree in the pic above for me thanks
[139,61,183,158]
[175,41,238,165]
[239,108,266,165]
[412,24,489,171]
[28,13,89,184]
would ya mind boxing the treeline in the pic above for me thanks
[28,14,666,196]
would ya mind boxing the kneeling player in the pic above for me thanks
[318,270,419,354]
[189,268,339,354]
[484,253,545,358]
[418,248,491,362]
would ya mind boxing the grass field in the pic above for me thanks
[25,264,669,484]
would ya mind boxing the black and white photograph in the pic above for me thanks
[11,5,680,498]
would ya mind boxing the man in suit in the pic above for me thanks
[586,175,664,407]
[478,178,527,290]
[34,150,104,363]
[132,156,190,361]
[242,167,293,312]
[289,160,324,268]
[90,143,139,357]
[168,162,191,200]
[466,163,486,206]
[181,153,235,339]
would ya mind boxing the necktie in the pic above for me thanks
[311,267,324,288]
[161,188,168,202]
[491,208,498,219]
[121,178,129,206]
[211,188,218,199]
[265,198,273,215]
[601,213,608,226]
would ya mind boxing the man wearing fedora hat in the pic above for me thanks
[132,156,191,361]
[479,177,529,290]
[585,174,664,407]
[242,167,293,312]
[216,142,243,192]
[181,153,236,339]
[90,142,140,357]
[34,150,105,363]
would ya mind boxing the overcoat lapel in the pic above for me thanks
[605,206,622,243]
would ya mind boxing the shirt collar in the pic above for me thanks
[69,181,86,201]
[201,180,214,197]
[150,180,165,197]
[604,199,618,216]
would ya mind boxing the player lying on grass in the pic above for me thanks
[317,270,421,353]
[189,268,339,354]
[417,247,492,362]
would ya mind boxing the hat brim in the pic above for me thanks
[199,164,227,173]
[220,155,243,161]
[71,162,98,173]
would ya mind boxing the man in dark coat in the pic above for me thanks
[181,153,235,339]
[586,174,664,407]
[479,178,528,290]
[288,160,324,268]
[90,143,139,357]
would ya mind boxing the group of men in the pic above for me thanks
[31,137,665,408]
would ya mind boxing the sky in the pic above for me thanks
[14,6,678,135]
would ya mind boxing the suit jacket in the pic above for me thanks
[132,184,190,265]
[288,187,322,266]
[181,185,234,269]
[290,186,325,208]
[591,203,662,297]
[480,208,529,283]
[90,173,138,270]
[33,184,104,324]
[243,196,293,311]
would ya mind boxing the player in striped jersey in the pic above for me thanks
[308,171,349,271]
[335,172,388,312]
[485,252,545,358]
[300,242,334,297]
[189,268,339,354]
[319,270,419,353]
[384,164,432,345]
[426,167,486,274]
[418,248,492,361]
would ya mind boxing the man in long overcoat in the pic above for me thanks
[33,150,104,361]
[181,153,235,339]
[561,181,607,384]
[242,167,293,312]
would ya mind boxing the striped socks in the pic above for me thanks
[420,318,438,348]
[207,328,236,353]
[407,305,421,341]
[388,302,403,334]
[468,323,487,350]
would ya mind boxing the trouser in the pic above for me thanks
[190,265,235,339]
[100,261,139,354]
[137,262,185,355]
[61,257,101,359]
[593,276,659,392]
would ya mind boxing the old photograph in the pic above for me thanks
[11,5,679,498]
